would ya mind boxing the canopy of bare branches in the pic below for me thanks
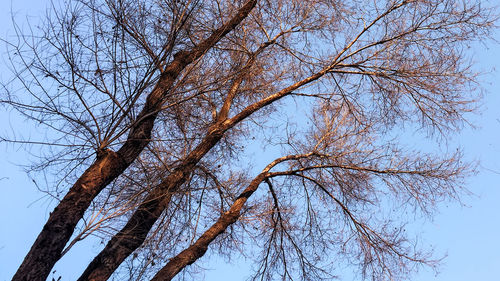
[2,0,496,280]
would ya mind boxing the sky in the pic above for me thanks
[0,1,499,281]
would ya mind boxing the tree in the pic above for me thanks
[1,0,496,280]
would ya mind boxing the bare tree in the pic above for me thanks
[1,0,496,280]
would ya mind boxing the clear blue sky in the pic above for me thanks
[1,1,499,281]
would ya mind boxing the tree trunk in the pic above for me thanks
[150,174,266,281]
[12,150,126,281]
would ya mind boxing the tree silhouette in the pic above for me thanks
[2,0,496,280]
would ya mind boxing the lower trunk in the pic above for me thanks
[150,174,266,281]
[12,150,127,281]
[76,184,177,281]
[150,211,240,281]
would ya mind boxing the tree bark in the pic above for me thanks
[12,149,126,281]
[150,174,266,281]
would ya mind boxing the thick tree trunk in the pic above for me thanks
[12,150,127,281]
